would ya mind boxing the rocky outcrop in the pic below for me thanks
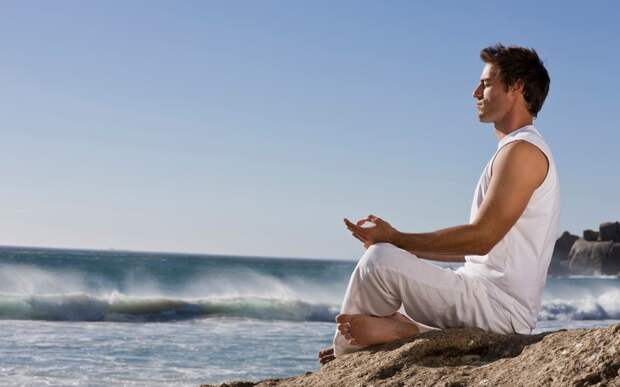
[569,239,616,276]
[549,231,579,276]
[600,222,620,243]
[605,243,620,275]
[203,324,620,387]
[583,229,600,241]
[550,221,620,276]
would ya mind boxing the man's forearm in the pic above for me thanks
[391,223,492,257]
[413,252,466,262]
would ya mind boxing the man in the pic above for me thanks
[319,44,558,365]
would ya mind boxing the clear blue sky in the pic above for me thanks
[1,1,618,260]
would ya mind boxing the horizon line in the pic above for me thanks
[0,243,353,263]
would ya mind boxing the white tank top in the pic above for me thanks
[457,125,560,331]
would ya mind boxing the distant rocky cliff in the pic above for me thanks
[549,221,620,276]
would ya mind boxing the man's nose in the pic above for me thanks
[472,85,482,99]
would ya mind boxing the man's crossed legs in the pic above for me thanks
[319,243,514,364]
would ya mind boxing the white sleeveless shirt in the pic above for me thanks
[457,125,560,331]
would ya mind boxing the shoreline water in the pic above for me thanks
[1,246,619,385]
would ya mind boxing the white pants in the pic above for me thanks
[333,243,519,356]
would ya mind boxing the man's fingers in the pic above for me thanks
[351,232,368,245]
[320,354,335,365]
[344,219,364,234]
[344,218,357,228]
[358,215,380,227]
[318,348,333,358]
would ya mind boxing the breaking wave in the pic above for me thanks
[539,289,620,321]
[0,292,339,322]
[0,260,344,322]
[1,252,619,324]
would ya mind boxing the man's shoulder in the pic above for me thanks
[492,140,548,189]
[501,139,547,160]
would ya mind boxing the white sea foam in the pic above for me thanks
[0,264,94,294]
[0,292,339,322]
[2,262,618,323]
[539,288,620,320]
[0,262,344,322]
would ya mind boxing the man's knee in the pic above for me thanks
[358,243,403,272]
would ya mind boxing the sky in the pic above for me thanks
[1,1,618,260]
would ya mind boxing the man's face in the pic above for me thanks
[472,63,516,123]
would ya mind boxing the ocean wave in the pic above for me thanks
[2,290,620,323]
[0,293,340,323]
[539,289,620,321]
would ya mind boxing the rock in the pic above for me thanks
[583,229,599,241]
[547,255,570,276]
[603,243,620,275]
[548,231,579,276]
[553,231,579,260]
[568,239,620,275]
[203,324,620,387]
[600,221,620,242]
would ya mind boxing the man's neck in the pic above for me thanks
[494,115,534,141]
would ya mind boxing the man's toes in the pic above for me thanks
[335,314,352,324]
[320,354,335,365]
[337,322,351,334]
[318,347,333,358]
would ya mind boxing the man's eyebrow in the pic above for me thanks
[480,77,492,82]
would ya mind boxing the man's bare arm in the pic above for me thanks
[391,140,548,256]
[346,140,548,257]
[413,252,465,262]
[392,223,492,256]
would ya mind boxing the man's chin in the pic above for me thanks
[477,113,492,123]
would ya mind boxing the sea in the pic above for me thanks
[0,246,618,386]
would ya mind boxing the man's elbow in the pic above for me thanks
[472,226,501,256]
[474,244,493,256]
[472,244,491,256]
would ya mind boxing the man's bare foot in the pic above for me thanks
[336,312,418,347]
[317,346,334,365]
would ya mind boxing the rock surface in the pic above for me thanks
[203,324,620,387]
[600,222,620,243]
[569,239,616,276]
[550,231,579,275]
[550,221,620,276]
[583,229,600,242]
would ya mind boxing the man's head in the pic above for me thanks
[473,44,550,124]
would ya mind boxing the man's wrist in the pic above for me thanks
[390,229,403,247]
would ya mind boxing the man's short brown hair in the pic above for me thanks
[480,44,550,118]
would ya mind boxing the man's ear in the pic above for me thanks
[510,79,525,95]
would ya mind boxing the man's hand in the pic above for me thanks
[344,215,398,249]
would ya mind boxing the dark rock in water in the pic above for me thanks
[603,242,620,275]
[552,231,579,260]
[548,254,570,276]
[568,238,616,275]
[583,229,599,241]
[203,324,620,387]
[548,231,579,276]
[600,221,620,242]
[551,223,620,275]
